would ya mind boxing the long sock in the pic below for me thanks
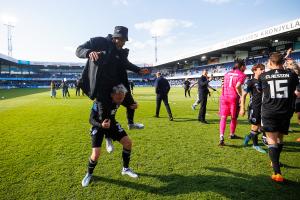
[278,143,283,161]
[268,144,281,174]
[126,107,134,125]
[220,117,227,139]
[230,118,237,135]
[250,131,258,146]
[87,158,97,174]
[122,148,131,168]
[248,130,254,138]
[253,134,258,146]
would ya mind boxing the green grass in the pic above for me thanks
[0,88,48,100]
[0,87,300,200]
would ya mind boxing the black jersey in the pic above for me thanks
[244,78,262,108]
[89,101,119,128]
[259,69,299,118]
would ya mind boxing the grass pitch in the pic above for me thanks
[0,87,300,200]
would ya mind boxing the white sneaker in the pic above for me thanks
[121,168,138,178]
[128,123,144,130]
[81,173,92,187]
[191,105,196,110]
[105,138,114,153]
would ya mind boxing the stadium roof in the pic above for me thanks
[154,18,300,68]
[0,53,85,67]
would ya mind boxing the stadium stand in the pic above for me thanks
[1,18,300,89]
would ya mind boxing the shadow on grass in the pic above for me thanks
[93,167,300,199]
[136,93,156,97]
[205,119,250,125]
[284,141,300,147]
[191,108,220,112]
[279,163,300,169]
[288,123,300,133]
[171,118,250,125]
[169,118,250,126]
[0,88,48,100]
[281,142,300,153]
[289,122,300,127]
[172,117,199,122]
[223,144,244,148]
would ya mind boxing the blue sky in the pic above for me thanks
[0,0,299,64]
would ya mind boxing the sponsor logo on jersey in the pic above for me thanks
[228,72,239,77]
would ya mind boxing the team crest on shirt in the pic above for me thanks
[91,129,97,135]
[111,109,117,115]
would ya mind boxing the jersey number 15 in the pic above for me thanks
[267,80,288,98]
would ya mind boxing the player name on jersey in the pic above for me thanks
[265,73,290,79]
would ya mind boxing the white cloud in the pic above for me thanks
[1,14,18,25]
[162,36,177,44]
[63,46,76,53]
[202,0,233,5]
[134,18,193,37]
[112,0,129,6]
[128,40,152,50]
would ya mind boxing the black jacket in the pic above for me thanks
[198,75,210,94]
[154,76,170,95]
[76,35,141,100]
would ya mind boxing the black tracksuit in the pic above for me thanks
[154,76,173,118]
[183,80,191,97]
[197,75,210,121]
[75,81,81,96]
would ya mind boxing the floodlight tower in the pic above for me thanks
[3,23,14,56]
[152,35,159,64]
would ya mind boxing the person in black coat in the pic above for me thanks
[183,78,191,97]
[76,26,148,129]
[75,79,81,96]
[154,72,173,121]
[191,69,216,123]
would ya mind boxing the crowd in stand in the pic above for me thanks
[1,51,300,89]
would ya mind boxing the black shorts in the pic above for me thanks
[248,105,261,125]
[261,116,291,135]
[90,122,128,148]
[121,92,135,108]
[90,128,105,148]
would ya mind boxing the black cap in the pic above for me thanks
[112,26,128,41]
